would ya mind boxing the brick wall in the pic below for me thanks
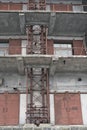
[0,3,22,10]
[0,3,8,10]
[8,3,22,10]
[47,39,54,54]
[50,4,72,11]
[9,39,21,55]
[0,2,73,11]
[54,93,83,125]
[73,40,86,55]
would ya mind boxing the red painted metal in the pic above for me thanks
[6,93,19,125]
[28,0,36,10]
[28,0,46,10]
[39,0,46,10]
[26,68,50,124]
[54,93,83,125]
[27,25,47,54]
[26,0,49,124]
[0,93,19,125]
[0,94,5,125]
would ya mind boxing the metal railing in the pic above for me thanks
[54,46,87,56]
[0,46,86,56]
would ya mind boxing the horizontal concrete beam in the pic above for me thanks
[0,0,82,4]
[0,55,52,74]
[0,12,87,38]
[0,55,87,74]
[0,124,87,130]
[50,56,87,74]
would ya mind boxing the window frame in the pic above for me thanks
[0,40,9,56]
[54,40,73,56]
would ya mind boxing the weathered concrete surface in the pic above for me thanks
[0,12,87,38]
[0,55,51,73]
[25,12,50,26]
[0,56,87,74]
[23,124,87,130]
[0,12,22,35]
[1,124,87,130]
[50,72,87,92]
[0,126,23,130]
[25,12,87,37]
[50,56,87,75]
[1,71,87,93]
[48,12,87,37]
[0,0,82,4]
[0,73,26,93]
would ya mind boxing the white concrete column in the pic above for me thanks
[81,94,87,125]
[19,94,26,124]
[21,40,27,56]
[50,94,55,124]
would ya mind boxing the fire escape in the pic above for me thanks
[26,0,50,125]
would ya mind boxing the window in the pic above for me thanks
[83,6,87,12]
[46,5,50,11]
[54,43,72,56]
[0,42,9,56]
[82,0,87,5]
[73,5,83,12]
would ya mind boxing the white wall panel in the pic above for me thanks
[19,94,26,124]
[50,94,55,124]
[73,5,83,12]
[22,4,27,10]
[81,94,87,125]
[21,40,27,56]
[50,73,87,92]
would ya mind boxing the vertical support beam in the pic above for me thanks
[30,68,33,106]
[40,25,47,54]
[41,68,45,107]
[26,68,50,124]
[46,68,50,122]
[26,0,50,124]
[27,26,33,54]
[25,68,28,123]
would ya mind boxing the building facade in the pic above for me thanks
[0,0,87,129]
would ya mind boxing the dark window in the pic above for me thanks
[82,0,87,5]
[83,6,87,11]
